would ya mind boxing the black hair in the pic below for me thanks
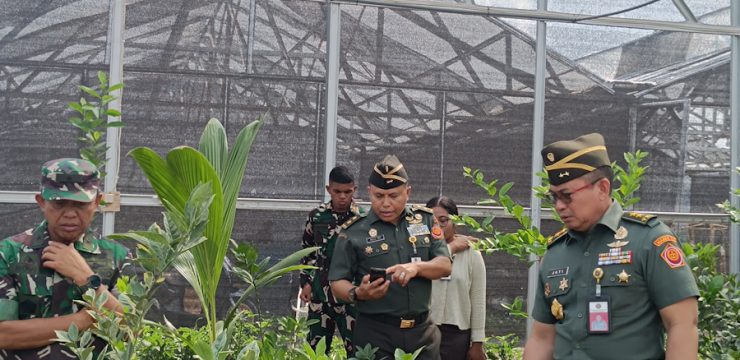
[425,196,458,216]
[329,165,354,184]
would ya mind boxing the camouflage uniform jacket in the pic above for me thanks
[300,201,363,305]
[0,221,130,359]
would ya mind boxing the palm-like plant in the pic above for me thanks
[129,118,261,342]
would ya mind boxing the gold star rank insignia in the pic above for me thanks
[365,246,373,255]
[559,277,569,291]
[617,269,631,283]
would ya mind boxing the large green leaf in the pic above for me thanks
[198,118,228,176]
[128,147,188,212]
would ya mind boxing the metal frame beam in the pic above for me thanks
[671,0,697,23]
[324,1,342,201]
[102,0,126,236]
[329,0,740,36]
[731,0,739,275]
[526,0,547,338]
[0,191,728,223]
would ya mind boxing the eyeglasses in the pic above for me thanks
[546,178,602,205]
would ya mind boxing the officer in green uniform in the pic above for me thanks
[523,134,700,360]
[300,166,362,355]
[0,158,130,359]
[329,155,452,360]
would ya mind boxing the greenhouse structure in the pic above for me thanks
[0,0,738,344]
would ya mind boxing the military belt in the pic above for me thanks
[360,311,429,329]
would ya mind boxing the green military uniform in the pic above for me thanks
[300,200,362,354]
[0,158,130,359]
[328,155,451,360]
[0,223,130,359]
[533,203,699,359]
[532,133,699,359]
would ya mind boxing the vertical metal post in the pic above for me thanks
[246,0,257,74]
[102,0,126,236]
[324,1,341,202]
[527,0,547,336]
[730,0,739,275]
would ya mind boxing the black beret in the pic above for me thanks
[541,133,610,186]
[369,155,408,189]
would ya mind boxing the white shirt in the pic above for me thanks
[430,246,487,342]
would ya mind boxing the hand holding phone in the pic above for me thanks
[369,267,388,283]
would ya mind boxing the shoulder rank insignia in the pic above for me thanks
[341,213,364,229]
[547,228,568,248]
[411,204,434,214]
[622,212,657,226]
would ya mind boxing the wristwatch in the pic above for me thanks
[348,286,359,304]
[78,274,102,294]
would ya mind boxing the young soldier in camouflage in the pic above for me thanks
[0,158,130,359]
[523,133,699,360]
[300,166,362,355]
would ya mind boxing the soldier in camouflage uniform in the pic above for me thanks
[0,158,130,359]
[523,134,699,360]
[300,166,361,355]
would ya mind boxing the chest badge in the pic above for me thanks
[365,246,373,255]
[558,277,569,291]
[368,228,378,238]
[380,243,389,251]
[544,282,551,297]
[617,269,631,283]
[551,298,564,320]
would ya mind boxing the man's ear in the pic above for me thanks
[325,184,330,194]
[35,193,46,208]
[597,178,611,196]
[405,185,411,196]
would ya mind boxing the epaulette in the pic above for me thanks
[622,212,658,227]
[411,204,434,214]
[546,228,568,248]
[340,213,365,229]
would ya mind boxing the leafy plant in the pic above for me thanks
[500,296,528,319]
[349,344,379,360]
[458,151,649,263]
[68,70,124,176]
[226,243,318,324]
[484,334,523,360]
[718,167,740,223]
[682,242,740,359]
[611,150,649,209]
[55,183,214,359]
[393,347,424,360]
[129,118,261,342]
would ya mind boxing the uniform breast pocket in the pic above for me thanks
[544,276,572,300]
[601,267,638,314]
[415,240,432,261]
[362,241,393,266]
[14,273,53,319]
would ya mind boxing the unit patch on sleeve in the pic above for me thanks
[660,243,686,269]
[653,235,677,247]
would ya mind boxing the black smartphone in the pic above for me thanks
[369,267,387,282]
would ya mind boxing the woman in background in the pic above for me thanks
[426,196,487,360]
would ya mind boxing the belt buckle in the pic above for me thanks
[400,319,415,329]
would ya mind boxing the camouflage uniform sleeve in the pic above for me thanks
[642,225,699,309]
[328,231,355,282]
[0,239,19,321]
[299,211,317,287]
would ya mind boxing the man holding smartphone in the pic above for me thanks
[329,155,452,360]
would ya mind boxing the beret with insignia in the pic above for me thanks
[541,133,610,186]
[369,155,409,189]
